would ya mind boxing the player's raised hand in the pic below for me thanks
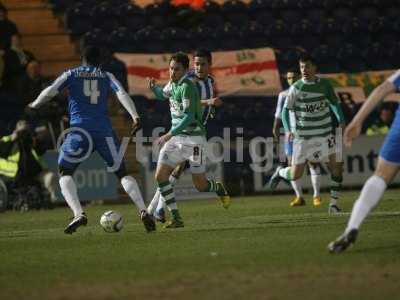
[147,77,156,90]
[344,120,361,147]
[130,117,142,136]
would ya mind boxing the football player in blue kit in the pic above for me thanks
[328,70,400,253]
[28,46,156,234]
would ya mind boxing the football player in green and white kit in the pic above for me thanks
[148,52,229,228]
[269,54,345,214]
[147,49,227,223]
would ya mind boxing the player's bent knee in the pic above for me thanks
[59,166,76,177]
[193,180,207,192]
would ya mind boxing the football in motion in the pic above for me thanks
[100,211,123,233]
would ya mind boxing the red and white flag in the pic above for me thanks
[115,47,281,97]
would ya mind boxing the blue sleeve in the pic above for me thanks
[387,70,400,92]
[171,112,195,136]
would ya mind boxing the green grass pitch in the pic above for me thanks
[1,190,400,300]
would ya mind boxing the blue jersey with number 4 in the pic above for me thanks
[53,65,124,130]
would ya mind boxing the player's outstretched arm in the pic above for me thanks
[344,80,396,147]
[28,71,70,109]
[108,72,139,120]
[148,77,168,101]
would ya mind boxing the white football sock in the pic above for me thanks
[59,176,83,217]
[309,166,321,197]
[156,193,165,212]
[147,175,177,214]
[345,175,387,233]
[169,175,177,184]
[291,180,303,198]
[121,176,146,212]
[147,189,161,214]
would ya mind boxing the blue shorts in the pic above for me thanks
[380,110,400,164]
[58,127,126,173]
[285,140,293,157]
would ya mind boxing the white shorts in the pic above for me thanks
[292,135,337,165]
[158,135,206,174]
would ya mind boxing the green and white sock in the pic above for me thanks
[330,175,342,206]
[206,180,225,196]
[158,181,178,212]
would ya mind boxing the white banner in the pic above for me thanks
[115,47,281,97]
[253,135,400,192]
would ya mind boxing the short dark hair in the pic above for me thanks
[299,53,315,64]
[81,46,102,67]
[285,68,298,75]
[193,49,212,64]
[170,52,189,69]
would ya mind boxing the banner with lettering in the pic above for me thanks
[115,48,281,97]
[321,70,400,103]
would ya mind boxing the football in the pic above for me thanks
[100,211,123,233]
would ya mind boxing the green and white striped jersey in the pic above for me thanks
[163,76,206,137]
[284,77,339,139]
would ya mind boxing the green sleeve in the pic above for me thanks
[329,102,345,123]
[325,79,339,104]
[281,107,290,132]
[181,82,198,112]
[171,112,195,136]
[151,86,167,101]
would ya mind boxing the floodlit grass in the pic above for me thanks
[1,190,400,300]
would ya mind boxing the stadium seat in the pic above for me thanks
[289,19,312,36]
[145,2,173,29]
[82,28,108,48]
[241,22,269,49]
[332,6,354,22]
[219,23,243,50]
[65,3,93,36]
[191,25,220,51]
[90,3,119,32]
[221,0,249,25]
[252,10,275,26]
[118,3,146,31]
[306,8,327,23]
[107,27,135,52]
[162,27,192,52]
[357,5,379,22]
[280,9,302,24]
[134,26,165,53]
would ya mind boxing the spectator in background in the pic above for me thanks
[0,120,58,202]
[0,4,19,49]
[340,94,360,125]
[0,37,24,91]
[366,104,395,136]
[19,59,50,105]
[11,33,34,68]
